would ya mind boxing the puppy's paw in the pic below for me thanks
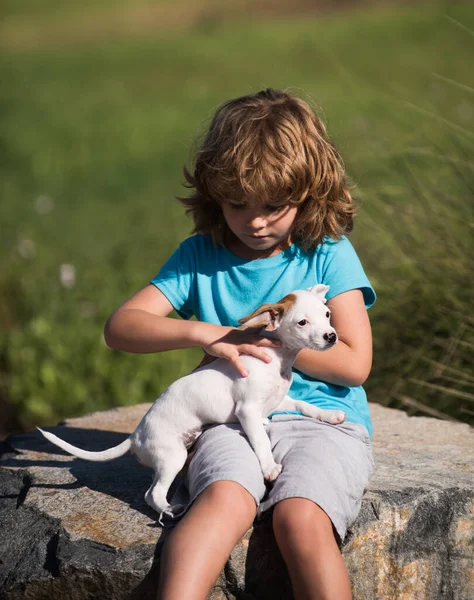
[262,462,282,481]
[328,410,346,424]
[158,503,187,527]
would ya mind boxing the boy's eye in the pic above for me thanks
[297,319,309,327]
[229,203,247,210]
[264,205,285,213]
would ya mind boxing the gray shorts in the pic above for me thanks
[174,414,374,541]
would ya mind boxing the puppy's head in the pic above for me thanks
[239,285,337,352]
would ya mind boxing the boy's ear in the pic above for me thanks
[307,284,330,304]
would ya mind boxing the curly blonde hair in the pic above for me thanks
[179,88,356,251]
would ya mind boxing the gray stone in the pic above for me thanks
[0,403,473,599]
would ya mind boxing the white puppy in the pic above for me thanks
[38,285,345,521]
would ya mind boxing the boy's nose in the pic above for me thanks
[247,214,267,229]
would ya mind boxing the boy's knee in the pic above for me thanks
[198,480,257,523]
[273,498,334,545]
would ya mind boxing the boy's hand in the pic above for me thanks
[199,326,280,377]
[192,353,217,372]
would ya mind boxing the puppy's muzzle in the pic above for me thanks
[323,331,337,349]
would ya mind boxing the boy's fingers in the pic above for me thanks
[255,337,280,347]
[241,345,272,363]
[231,356,248,377]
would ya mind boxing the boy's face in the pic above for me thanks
[221,201,298,259]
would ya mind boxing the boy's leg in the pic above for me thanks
[158,423,266,600]
[273,498,351,600]
[260,417,374,600]
[158,480,256,600]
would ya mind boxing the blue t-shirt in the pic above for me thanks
[151,234,376,436]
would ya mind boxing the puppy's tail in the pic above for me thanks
[37,427,132,462]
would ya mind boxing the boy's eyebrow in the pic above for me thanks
[225,198,289,211]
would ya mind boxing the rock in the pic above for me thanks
[0,403,473,599]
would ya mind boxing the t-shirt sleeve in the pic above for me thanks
[320,236,376,309]
[150,238,196,319]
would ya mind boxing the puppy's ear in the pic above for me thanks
[307,284,330,304]
[238,305,282,331]
[239,294,296,331]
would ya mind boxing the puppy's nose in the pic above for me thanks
[323,332,337,344]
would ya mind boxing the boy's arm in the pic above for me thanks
[104,284,278,377]
[294,289,373,387]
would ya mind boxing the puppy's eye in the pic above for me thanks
[326,311,330,318]
[297,319,309,326]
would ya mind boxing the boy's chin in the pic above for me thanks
[244,236,274,248]
[242,235,290,250]
[229,233,291,259]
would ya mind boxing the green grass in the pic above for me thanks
[1,0,172,19]
[1,1,473,430]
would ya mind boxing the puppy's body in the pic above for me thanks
[134,347,292,461]
[39,286,346,521]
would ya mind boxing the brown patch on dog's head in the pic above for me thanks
[238,293,297,330]
[277,293,298,313]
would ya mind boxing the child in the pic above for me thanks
[105,88,375,600]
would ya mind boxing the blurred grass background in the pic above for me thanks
[1,0,473,434]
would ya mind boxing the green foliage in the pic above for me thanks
[1,1,473,430]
